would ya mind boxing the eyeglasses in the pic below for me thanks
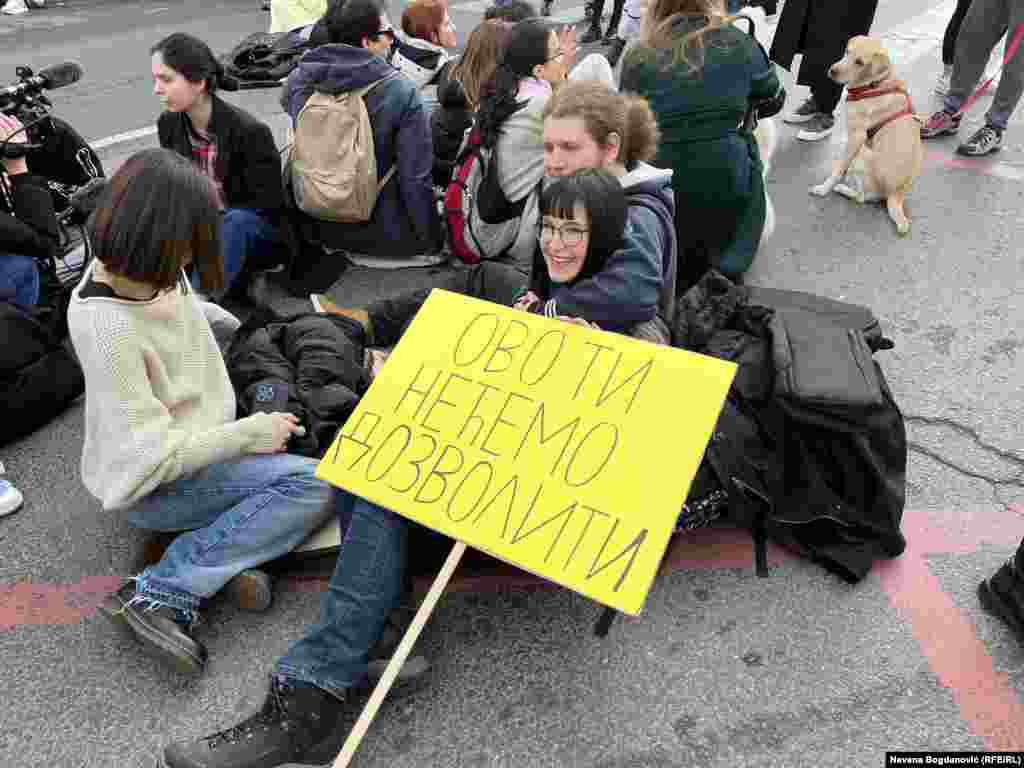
[540,222,588,247]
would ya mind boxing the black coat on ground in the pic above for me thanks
[226,311,370,458]
[769,0,880,87]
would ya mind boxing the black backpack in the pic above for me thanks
[0,300,84,446]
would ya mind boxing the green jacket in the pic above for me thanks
[620,18,780,277]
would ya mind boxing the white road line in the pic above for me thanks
[91,126,157,150]
[88,0,958,153]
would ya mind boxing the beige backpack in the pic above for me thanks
[287,77,396,223]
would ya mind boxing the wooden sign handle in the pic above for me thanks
[332,540,468,767]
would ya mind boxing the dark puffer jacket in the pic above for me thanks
[226,312,370,458]
[430,64,472,187]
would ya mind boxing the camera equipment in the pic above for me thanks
[0,62,83,158]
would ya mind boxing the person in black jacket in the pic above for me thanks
[151,33,286,296]
[0,113,60,310]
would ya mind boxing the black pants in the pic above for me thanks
[943,0,975,65]
[808,72,844,115]
[366,261,528,347]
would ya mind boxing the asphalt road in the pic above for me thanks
[2,1,1024,767]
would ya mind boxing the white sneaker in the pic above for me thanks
[934,64,953,95]
[0,462,24,518]
[2,0,29,14]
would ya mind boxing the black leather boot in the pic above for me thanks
[603,0,625,42]
[580,13,605,44]
[606,36,627,68]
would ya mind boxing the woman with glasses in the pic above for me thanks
[392,0,458,114]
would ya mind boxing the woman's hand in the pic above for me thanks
[251,412,307,454]
[558,26,578,72]
[558,315,600,330]
[0,114,28,146]
[514,290,541,312]
[0,114,29,175]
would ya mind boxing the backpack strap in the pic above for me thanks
[352,76,398,191]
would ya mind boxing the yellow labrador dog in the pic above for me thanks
[810,36,923,236]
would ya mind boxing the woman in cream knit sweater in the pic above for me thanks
[68,149,335,674]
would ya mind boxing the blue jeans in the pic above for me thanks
[220,208,277,294]
[275,492,408,698]
[0,252,40,310]
[124,454,336,618]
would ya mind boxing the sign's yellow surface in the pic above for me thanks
[317,290,736,615]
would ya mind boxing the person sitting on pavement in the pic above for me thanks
[315,80,676,346]
[0,114,59,312]
[159,170,639,768]
[620,0,782,291]
[68,149,338,676]
[920,0,1022,157]
[152,33,289,299]
[472,17,575,273]
[391,0,459,114]
[432,18,513,186]
[282,0,443,268]
[484,0,538,22]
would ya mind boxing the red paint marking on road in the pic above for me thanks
[876,552,1024,749]
[0,575,122,631]
[924,148,1024,182]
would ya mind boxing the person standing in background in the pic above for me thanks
[770,0,878,141]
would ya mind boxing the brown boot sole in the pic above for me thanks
[223,569,273,612]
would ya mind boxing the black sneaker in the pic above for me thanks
[164,678,349,768]
[99,581,206,674]
[784,96,820,125]
[579,20,604,44]
[796,112,836,142]
[978,559,1024,641]
[957,124,1003,156]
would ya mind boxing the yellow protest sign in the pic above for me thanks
[316,290,736,615]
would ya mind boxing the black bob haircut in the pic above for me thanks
[484,0,538,22]
[534,168,627,288]
[327,0,387,47]
[88,148,224,294]
[151,32,238,93]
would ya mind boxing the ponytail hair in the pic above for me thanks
[476,17,554,148]
[151,32,239,94]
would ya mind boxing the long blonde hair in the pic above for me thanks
[638,0,733,73]
[448,20,512,110]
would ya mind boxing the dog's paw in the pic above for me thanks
[809,183,831,197]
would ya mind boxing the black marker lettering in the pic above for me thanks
[388,432,439,494]
[510,501,578,564]
[483,319,530,374]
[573,342,615,400]
[395,363,442,423]
[586,520,648,592]
[414,443,465,504]
[472,473,524,539]
[330,411,382,469]
[457,380,501,448]
[453,313,500,367]
[564,504,611,570]
[520,328,566,386]
[480,391,533,458]
[446,461,494,523]
[365,424,412,483]
[421,371,471,434]
[596,355,655,414]
[513,402,580,477]
[564,422,619,487]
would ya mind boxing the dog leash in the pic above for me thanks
[953,23,1024,118]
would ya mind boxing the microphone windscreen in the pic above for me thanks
[38,62,83,89]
